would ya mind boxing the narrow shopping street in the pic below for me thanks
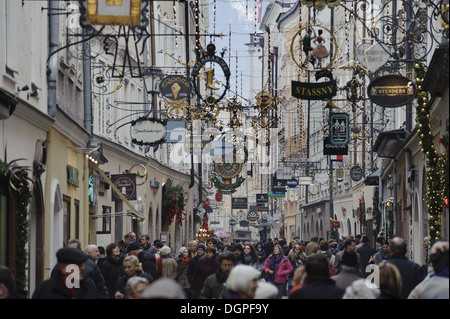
[0,0,448,303]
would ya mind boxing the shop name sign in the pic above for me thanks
[159,75,192,101]
[291,80,337,100]
[367,75,416,107]
[131,117,166,146]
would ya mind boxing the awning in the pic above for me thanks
[373,129,408,158]
[364,167,381,186]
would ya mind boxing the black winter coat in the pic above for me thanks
[289,276,345,299]
[32,268,99,299]
[100,255,124,298]
[386,253,427,299]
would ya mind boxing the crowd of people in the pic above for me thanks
[0,231,448,299]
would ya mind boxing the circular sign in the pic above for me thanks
[215,192,223,202]
[229,218,237,226]
[191,43,231,105]
[367,74,417,108]
[290,24,338,72]
[214,162,243,179]
[308,183,320,195]
[350,165,363,182]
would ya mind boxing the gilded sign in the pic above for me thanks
[291,80,337,100]
[367,75,417,107]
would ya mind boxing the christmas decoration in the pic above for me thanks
[162,184,187,226]
[414,62,447,245]
[0,156,32,294]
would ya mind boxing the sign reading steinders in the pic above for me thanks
[291,80,337,100]
[367,75,416,107]
[111,174,136,202]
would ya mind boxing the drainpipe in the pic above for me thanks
[404,148,415,195]
[83,29,92,135]
[47,0,58,117]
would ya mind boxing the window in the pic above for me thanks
[63,196,71,246]
[99,206,111,234]
[74,200,80,239]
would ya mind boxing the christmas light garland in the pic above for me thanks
[414,61,447,245]
[0,158,31,294]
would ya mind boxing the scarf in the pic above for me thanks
[181,257,190,265]
[267,255,283,282]
[379,250,390,261]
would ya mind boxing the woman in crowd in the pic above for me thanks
[173,247,192,298]
[264,245,293,299]
[115,255,153,299]
[242,243,259,268]
[100,243,124,298]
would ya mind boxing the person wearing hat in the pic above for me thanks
[125,241,158,281]
[330,251,363,290]
[187,243,206,286]
[32,248,99,299]
[155,246,177,278]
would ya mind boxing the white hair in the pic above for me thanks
[179,247,188,255]
[225,265,260,294]
[254,281,278,299]
[342,279,380,299]
[160,245,171,256]
[85,244,97,254]
[125,276,148,297]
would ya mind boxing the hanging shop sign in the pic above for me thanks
[330,113,349,145]
[191,43,231,106]
[331,219,341,229]
[232,197,248,210]
[350,165,363,182]
[315,172,329,184]
[85,0,144,26]
[355,42,390,73]
[308,183,320,195]
[291,80,337,100]
[323,136,348,155]
[256,193,269,204]
[130,117,166,146]
[367,75,417,107]
[159,75,192,101]
[111,173,136,202]
[247,210,259,222]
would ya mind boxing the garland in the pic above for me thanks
[0,157,32,294]
[358,197,366,233]
[414,61,446,245]
[162,184,187,226]
[372,194,381,235]
[386,197,394,240]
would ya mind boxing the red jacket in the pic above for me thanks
[264,256,293,284]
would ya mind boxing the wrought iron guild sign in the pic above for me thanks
[191,43,231,106]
